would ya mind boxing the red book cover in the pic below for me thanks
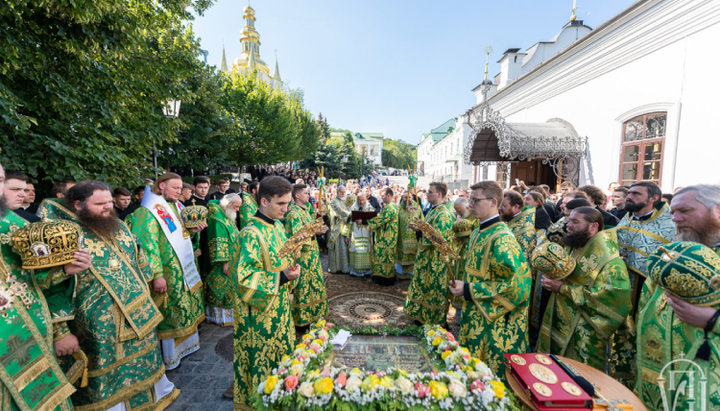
[504,353,592,409]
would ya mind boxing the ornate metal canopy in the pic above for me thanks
[463,102,588,183]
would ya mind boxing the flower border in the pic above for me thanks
[253,320,519,410]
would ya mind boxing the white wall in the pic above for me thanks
[483,0,720,191]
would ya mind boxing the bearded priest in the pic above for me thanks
[125,173,206,370]
[37,180,179,410]
[205,193,243,326]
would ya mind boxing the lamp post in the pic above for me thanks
[155,100,182,177]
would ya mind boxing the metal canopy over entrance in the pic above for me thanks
[463,102,588,185]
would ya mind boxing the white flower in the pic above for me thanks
[345,375,362,393]
[290,363,304,376]
[448,379,467,398]
[298,381,314,397]
[395,376,413,394]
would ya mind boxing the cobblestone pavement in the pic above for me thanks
[165,323,234,410]
[164,253,459,410]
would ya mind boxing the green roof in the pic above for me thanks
[354,132,384,142]
[425,118,455,144]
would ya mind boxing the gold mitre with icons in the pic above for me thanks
[12,220,83,270]
[647,241,720,306]
[452,218,474,239]
[181,205,208,229]
[531,242,576,280]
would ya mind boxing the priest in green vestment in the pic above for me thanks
[613,182,675,386]
[284,184,328,330]
[634,185,720,409]
[0,167,83,411]
[395,194,422,279]
[327,186,351,274]
[348,193,374,277]
[450,181,531,376]
[368,188,399,285]
[238,182,258,230]
[206,194,244,326]
[36,181,179,410]
[537,207,631,373]
[125,173,206,371]
[233,176,299,410]
[405,182,454,325]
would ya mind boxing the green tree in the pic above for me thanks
[219,71,319,166]
[0,0,216,190]
[382,138,417,170]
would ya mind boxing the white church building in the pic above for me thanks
[426,0,719,192]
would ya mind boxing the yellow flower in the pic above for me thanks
[295,343,306,350]
[429,381,448,399]
[316,319,326,327]
[350,367,363,375]
[314,377,333,395]
[264,375,279,394]
[307,369,321,379]
[380,376,394,388]
[441,351,452,360]
[302,334,313,341]
[361,375,380,391]
[489,380,505,399]
[427,330,436,337]
[281,355,290,363]
[313,339,324,346]
[432,337,442,346]
[398,369,407,375]
[290,359,301,366]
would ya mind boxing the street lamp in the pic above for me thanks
[155,100,182,177]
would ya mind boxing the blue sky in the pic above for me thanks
[192,1,635,145]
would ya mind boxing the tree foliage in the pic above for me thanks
[218,71,320,167]
[301,127,370,180]
[382,138,417,170]
[0,0,215,190]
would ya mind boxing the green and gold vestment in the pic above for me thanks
[635,247,720,410]
[348,201,374,277]
[126,205,205,341]
[233,214,295,410]
[206,201,241,326]
[506,206,537,258]
[537,230,631,373]
[459,219,531,377]
[613,202,675,387]
[368,202,399,281]
[0,210,74,411]
[284,203,327,326]
[404,203,454,324]
[37,200,175,410]
[395,201,423,279]
[238,192,258,230]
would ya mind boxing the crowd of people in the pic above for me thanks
[2,161,718,410]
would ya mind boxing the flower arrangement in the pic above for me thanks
[253,321,517,410]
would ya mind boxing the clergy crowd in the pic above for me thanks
[1,161,719,410]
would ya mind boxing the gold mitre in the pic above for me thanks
[452,218,474,238]
[181,205,208,229]
[531,242,576,280]
[12,220,83,270]
[648,241,720,306]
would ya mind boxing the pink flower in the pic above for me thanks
[321,368,331,378]
[278,368,287,375]
[285,375,299,390]
[326,323,334,328]
[310,342,321,351]
[430,371,438,377]
[444,346,452,351]
[415,382,430,398]
[445,332,455,342]
[470,379,485,391]
[319,335,327,342]
[378,371,386,377]
[335,372,347,388]
[461,353,471,360]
